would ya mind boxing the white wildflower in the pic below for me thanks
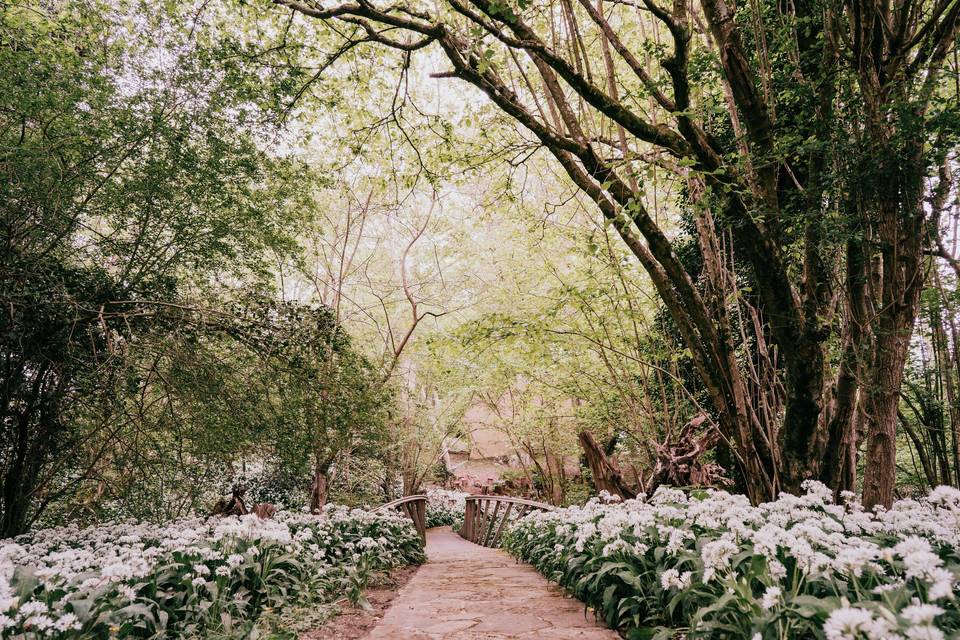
[23,614,54,631]
[660,569,692,590]
[53,613,80,632]
[117,585,137,601]
[760,586,781,610]
[905,626,944,640]
[19,601,49,616]
[900,604,944,625]
[701,539,738,581]
[823,607,875,640]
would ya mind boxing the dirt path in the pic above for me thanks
[364,527,618,639]
[299,564,419,639]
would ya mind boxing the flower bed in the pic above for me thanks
[425,489,468,529]
[504,483,960,639]
[0,506,425,638]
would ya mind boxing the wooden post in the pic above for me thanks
[483,501,502,547]
[491,502,514,547]
[463,499,475,541]
[476,499,489,544]
[416,497,426,541]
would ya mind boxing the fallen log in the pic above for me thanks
[579,414,731,499]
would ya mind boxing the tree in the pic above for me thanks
[0,0,298,534]
[433,210,714,502]
[228,297,392,512]
[264,0,960,506]
[286,173,470,500]
[896,245,960,492]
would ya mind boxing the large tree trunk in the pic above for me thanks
[861,338,911,508]
[860,156,926,508]
[402,469,420,496]
[545,451,566,506]
[821,236,872,496]
[1,418,32,537]
[578,430,636,499]
[309,461,331,513]
[862,303,921,508]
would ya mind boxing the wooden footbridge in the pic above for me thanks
[375,494,553,547]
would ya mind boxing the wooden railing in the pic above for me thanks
[375,494,427,542]
[459,495,553,548]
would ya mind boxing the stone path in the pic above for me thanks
[365,527,619,639]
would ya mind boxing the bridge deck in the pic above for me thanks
[365,527,618,639]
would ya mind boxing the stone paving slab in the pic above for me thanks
[365,527,618,640]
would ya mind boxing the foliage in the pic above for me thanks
[224,462,311,511]
[0,0,409,530]
[895,268,960,493]
[0,507,424,638]
[424,215,696,504]
[0,0,301,535]
[504,483,960,639]
[262,0,960,508]
[225,297,393,508]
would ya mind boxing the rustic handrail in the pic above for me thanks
[459,495,553,548]
[375,494,427,542]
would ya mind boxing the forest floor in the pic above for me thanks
[360,527,618,639]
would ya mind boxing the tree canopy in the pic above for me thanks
[1,0,959,535]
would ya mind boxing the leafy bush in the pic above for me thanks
[0,506,424,638]
[425,489,468,529]
[504,482,960,639]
